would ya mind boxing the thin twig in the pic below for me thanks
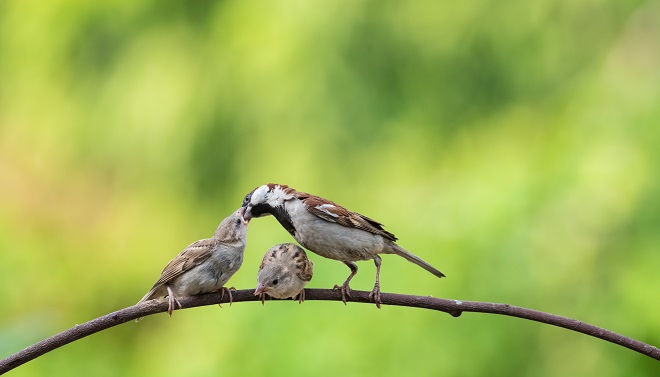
[1,289,658,374]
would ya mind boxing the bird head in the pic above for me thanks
[254,266,293,296]
[214,207,249,242]
[242,183,295,221]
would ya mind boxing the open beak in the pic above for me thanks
[239,207,250,224]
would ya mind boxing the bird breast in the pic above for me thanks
[268,280,307,299]
[172,244,244,296]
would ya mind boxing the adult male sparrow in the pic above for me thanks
[254,243,314,304]
[137,207,249,318]
[241,183,445,308]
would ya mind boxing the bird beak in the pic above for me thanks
[240,207,250,224]
[242,206,253,223]
[254,283,267,295]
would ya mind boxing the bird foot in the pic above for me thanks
[297,289,306,304]
[333,283,352,305]
[167,295,183,317]
[218,286,237,308]
[166,286,183,317]
[368,283,382,309]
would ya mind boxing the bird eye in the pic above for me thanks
[242,191,254,207]
[272,279,278,285]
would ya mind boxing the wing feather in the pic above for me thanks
[298,192,397,241]
[296,257,314,282]
[148,238,216,290]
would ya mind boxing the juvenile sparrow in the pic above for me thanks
[241,183,445,308]
[254,243,314,304]
[137,207,249,318]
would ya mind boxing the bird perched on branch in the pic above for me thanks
[255,243,314,304]
[137,207,249,318]
[241,183,445,308]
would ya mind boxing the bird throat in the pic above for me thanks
[270,205,297,237]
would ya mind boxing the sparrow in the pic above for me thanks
[137,207,249,318]
[254,243,314,304]
[241,183,445,308]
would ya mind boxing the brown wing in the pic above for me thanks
[298,192,398,241]
[296,256,314,282]
[150,238,216,288]
[138,238,216,303]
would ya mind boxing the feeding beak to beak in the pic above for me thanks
[239,207,250,224]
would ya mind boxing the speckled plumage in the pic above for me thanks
[255,243,313,304]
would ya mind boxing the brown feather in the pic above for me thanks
[297,192,398,241]
[148,238,216,290]
[296,255,314,282]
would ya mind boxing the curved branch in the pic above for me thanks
[1,289,658,374]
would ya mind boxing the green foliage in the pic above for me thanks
[1,0,659,376]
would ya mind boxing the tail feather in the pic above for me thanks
[135,286,161,322]
[392,244,445,278]
[137,286,160,305]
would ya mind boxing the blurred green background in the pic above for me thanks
[1,0,659,375]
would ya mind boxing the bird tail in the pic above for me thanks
[391,244,446,278]
[135,286,160,322]
[137,287,159,305]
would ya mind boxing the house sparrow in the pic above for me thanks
[241,183,445,308]
[254,243,314,304]
[137,207,249,318]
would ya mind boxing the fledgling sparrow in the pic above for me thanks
[241,183,445,308]
[137,207,249,318]
[254,243,314,304]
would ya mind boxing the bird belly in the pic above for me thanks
[172,252,243,296]
[292,215,385,262]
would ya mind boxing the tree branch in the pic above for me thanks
[1,288,658,374]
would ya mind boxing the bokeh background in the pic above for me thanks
[1,0,659,376]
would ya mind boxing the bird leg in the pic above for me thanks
[297,289,305,304]
[218,286,237,308]
[166,286,183,316]
[368,256,382,309]
[333,261,358,304]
